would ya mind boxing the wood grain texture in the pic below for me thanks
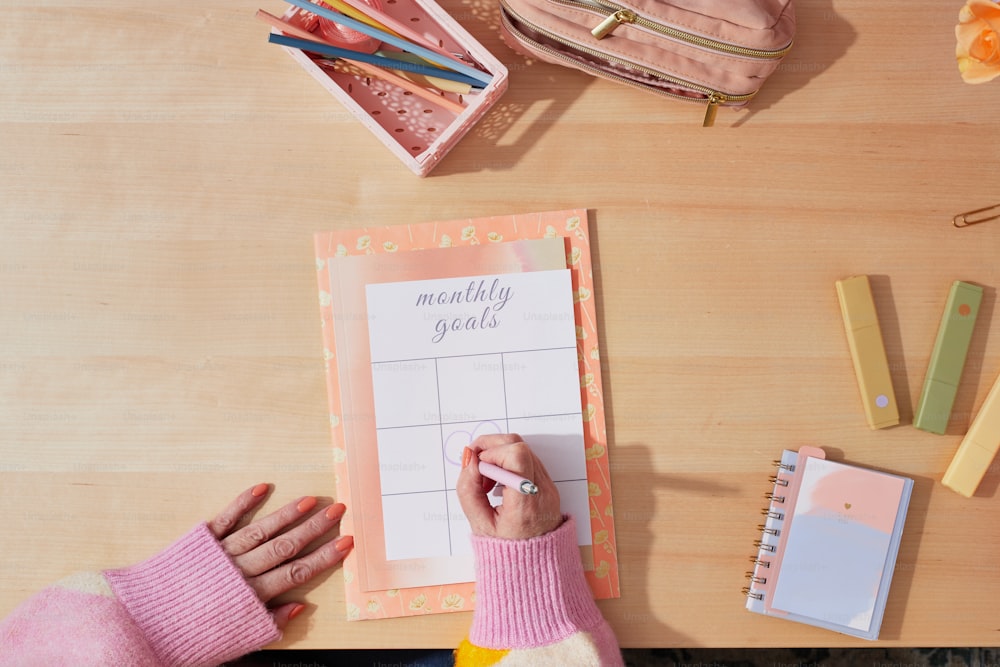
[2,0,999,649]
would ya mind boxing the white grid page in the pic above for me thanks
[365,270,592,561]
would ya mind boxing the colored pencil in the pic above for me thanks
[329,0,461,62]
[375,50,472,95]
[268,33,483,88]
[258,10,466,114]
[283,0,492,85]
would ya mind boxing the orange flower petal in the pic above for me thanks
[968,0,1000,22]
[956,0,1000,83]
[970,29,1000,62]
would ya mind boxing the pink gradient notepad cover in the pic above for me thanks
[746,446,912,640]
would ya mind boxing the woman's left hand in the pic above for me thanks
[207,484,353,630]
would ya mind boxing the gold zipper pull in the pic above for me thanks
[591,9,635,39]
[703,93,722,127]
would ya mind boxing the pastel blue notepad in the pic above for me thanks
[744,446,913,640]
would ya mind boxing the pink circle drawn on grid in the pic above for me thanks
[442,420,503,466]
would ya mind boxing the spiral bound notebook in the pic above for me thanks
[744,446,913,640]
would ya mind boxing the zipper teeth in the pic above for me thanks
[500,0,755,104]
[559,0,791,59]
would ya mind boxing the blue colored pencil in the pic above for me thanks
[282,0,492,86]
[268,33,484,88]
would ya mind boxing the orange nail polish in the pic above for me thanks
[297,496,317,513]
[325,503,346,521]
[251,483,269,498]
[288,603,306,620]
[462,447,474,468]
[335,535,354,552]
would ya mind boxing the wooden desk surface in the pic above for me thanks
[2,0,999,650]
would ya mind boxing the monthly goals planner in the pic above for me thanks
[314,210,619,620]
[365,269,591,565]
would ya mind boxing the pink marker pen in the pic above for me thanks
[478,460,539,495]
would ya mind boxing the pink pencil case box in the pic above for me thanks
[278,3,508,176]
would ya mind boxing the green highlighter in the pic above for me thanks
[914,280,983,434]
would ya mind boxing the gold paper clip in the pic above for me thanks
[954,204,1000,227]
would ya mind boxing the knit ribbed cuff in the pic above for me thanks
[104,522,280,667]
[469,517,605,650]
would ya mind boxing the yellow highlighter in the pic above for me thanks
[835,275,900,429]
[942,371,1000,497]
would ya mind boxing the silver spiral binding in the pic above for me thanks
[746,456,794,602]
[757,523,780,536]
[753,539,776,553]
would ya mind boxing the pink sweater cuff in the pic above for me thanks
[469,517,605,649]
[104,522,280,667]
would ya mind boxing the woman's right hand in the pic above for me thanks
[455,433,564,540]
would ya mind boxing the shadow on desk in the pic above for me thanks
[733,0,856,126]
[431,62,593,176]
[427,0,594,176]
[603,443,703,647]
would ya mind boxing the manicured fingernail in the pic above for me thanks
[251,483,269,498]
[462,447,474,468]
[325,503,346,521]
[297,496,317,513]
[288,603,306,621]
[335,535,354,552]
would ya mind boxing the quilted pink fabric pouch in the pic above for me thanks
[498,0,795,125]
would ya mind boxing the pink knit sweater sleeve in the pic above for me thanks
[458,517,623,666]
[0,522,280,667]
